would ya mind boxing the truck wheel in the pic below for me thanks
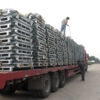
[38,74,51,98]
[0,85,16,95]
[51,72,60,92]
[59,70,66,88]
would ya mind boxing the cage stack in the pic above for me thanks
[75,45,80,62]
[0,9,33,71]
[28,13,48,68]
[79,45,85,62]
[62,36,68,65]
[45,24,57,67]
[55,30,63,66]
[66,37,73,65]
[70,38,74,64]
[71,39,76,64]
[70,39,74,64]
[73,42,78,64]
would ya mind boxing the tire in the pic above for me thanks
[22,80,28,91]
[37,74,51,98]
[0,85,16,95]
[51,72,60,92]
[59,70,66,88]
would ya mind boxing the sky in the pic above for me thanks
[0,0,100,58]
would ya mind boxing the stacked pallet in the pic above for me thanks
[55,30,63,66]
[28,13,48,68]
[0,9,33,71]
[45,24,57,67]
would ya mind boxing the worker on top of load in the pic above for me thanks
[78,61,85,81]
[61,17,70,36]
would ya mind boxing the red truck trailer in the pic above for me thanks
[0,54,88,98]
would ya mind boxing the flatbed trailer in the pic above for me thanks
[0,64,81,98]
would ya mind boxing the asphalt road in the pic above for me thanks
[0,64,100,100]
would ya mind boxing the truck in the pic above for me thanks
[0,9,88,98]
[0,52,88,98]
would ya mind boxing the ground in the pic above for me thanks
[0,64,100,100]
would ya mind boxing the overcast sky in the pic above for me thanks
[0,0,100,58]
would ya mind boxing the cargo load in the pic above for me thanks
[28,13,48,68]
[0,9,33,71]
[0,9,85,71]
[45,24,57,67]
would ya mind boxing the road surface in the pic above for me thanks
[0,64,100,100]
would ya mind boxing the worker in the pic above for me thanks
[61,17,70,36]
[78,61,85,81]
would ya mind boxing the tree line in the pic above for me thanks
[87,54,100,63]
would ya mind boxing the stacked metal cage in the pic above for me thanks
[45,24,57,67]
[28,13,48,68]
[78,45,85,62]
[0,9,33,71]
[0,9,86,71]
[62,36,68,65]
[55,29,63,66]
[73,41,78,64]
[71,39,76,64]
[66,37,85,65]
[66,37,73,65]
